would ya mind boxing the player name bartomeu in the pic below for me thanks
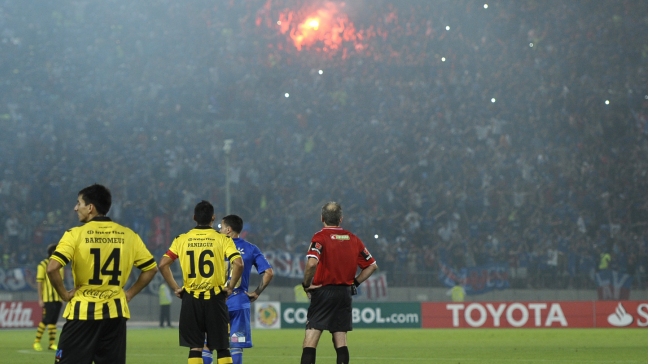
[84,237,125,244]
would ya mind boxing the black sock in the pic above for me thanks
[336,346,349,364]
[301,347,316,364]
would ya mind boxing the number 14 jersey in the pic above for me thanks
[51,217,157,320]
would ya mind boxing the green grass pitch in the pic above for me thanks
[2,327,646,363]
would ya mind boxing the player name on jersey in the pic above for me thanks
[84,237,125,244]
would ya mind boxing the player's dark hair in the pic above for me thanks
[78,184,112,215]
[321,201,342,226]
[222,215,243,234]
[46,243,57,257]
[194,200,214,225]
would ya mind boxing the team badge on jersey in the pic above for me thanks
[361,248,373,261]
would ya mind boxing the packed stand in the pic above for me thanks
[0,0,646,290]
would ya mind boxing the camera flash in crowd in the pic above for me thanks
[285,93,290,98]
[491,98,496,103]
[319,70,323,75]
[374,234,379,239]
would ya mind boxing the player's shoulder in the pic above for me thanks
[315,227,357,240]
[109,221,138,235]
[236,238,256,248]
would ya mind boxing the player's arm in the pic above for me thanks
[36,281,44,307]
[125,266,158,302]
[46,259,74,302]
[354,243,378,287]
[158,255,182,298]
[354,262,378,287]
[246,268,274,303]
[225,256,243,296]
[302,257,321,291]
[36,263,45,307]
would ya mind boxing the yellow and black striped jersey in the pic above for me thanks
[36,258,63,303]
[50,217,157,320]
[164,226,240,299]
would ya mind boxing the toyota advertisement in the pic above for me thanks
[422,301,647,328]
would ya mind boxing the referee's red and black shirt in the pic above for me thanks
[306,227,376,287]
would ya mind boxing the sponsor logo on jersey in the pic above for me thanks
[330,234,350,240]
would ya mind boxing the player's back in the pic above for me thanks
[227,238,272,310]
[60,219,152,292]
[53,217,156,319]
[170,227,236,299]
[309,226,371,286]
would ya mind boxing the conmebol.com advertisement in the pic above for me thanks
[270,302,421,329]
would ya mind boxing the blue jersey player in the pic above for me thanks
[203,215,274,364]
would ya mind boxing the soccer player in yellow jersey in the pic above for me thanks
[33,243,63,352]
[159,200,243,364]
[47,184,158,364]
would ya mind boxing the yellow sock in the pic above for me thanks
[34,322,45,342]
[188,349,203,364]
[47,324,57,345]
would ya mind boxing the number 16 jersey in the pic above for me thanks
[51,217,157,320]
[164,226,241,300]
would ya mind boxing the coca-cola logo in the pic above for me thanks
[0,302,34,328]
[82,288,120,300]
[188,282,213,291]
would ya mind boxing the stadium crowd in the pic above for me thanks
[0,0,646,290]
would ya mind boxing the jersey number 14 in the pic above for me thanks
[88,248,122,286]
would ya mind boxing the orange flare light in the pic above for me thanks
[275,2,361,53]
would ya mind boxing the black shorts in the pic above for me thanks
[42,301,62,325]
[179,290,230,350]
[306,285,353,333]
[55,318,127,364]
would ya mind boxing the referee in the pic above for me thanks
[47,184,158,364]
[300,202,378,364]
[33,243,63,352]
[158,200,243,364]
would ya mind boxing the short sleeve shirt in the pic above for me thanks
[307,226,376,286]
[164,226,240,299]
[51,217,157,320]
